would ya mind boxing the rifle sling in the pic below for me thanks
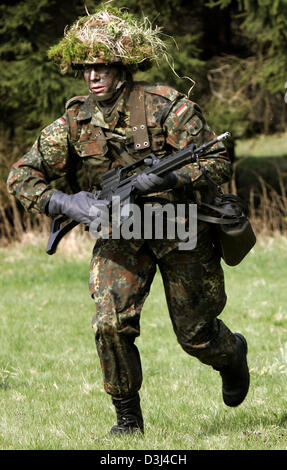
[129,83,151,151]
[69,84,150,167]
[197,213,243,224]
[104,83,151,166]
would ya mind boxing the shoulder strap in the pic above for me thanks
[129,83,151,151]
[197,212,242,224]
[65,95,87,109]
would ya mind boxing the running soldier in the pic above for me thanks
[7,6,249,435]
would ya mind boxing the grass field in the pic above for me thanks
[236,131,287,158]
[1,232,287,451]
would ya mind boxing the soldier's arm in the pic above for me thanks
[7,116,71,214]
[163,98,232,189]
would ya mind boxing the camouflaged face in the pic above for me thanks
[90,231,237,398]
[7,81,231,215]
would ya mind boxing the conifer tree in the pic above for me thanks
[206,0,287,135]
[0,0,88,141]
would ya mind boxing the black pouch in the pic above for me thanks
[198,193,256,266]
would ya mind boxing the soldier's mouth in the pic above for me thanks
[91,85,106,94]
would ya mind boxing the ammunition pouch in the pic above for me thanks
[198,193,256,266]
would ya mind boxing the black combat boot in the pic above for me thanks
[110,393,144,435]
[219,333,250,407]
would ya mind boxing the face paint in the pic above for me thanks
[84,64,121,101]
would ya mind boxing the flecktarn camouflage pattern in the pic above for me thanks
[7,81,238,397]
[7,82,231,215]
[7,6,240,401]
[90,233,238,398]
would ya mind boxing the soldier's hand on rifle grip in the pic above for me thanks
[134,172,178,194]
[47,190,109,226]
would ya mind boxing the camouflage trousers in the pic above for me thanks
[89,229,238,399]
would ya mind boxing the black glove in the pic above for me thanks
[47,191,109,226]
[134,172,178,195]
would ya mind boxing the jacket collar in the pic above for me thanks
[76,84,131,129]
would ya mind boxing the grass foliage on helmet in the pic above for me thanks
[47,4,171,74]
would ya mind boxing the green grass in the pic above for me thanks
[1,234,287,450]
[236,131,287,158]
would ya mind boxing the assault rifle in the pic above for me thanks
[46,131,231,255]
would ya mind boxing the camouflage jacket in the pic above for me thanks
[7,81,231,215]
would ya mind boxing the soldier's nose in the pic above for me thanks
[90,69,100,81]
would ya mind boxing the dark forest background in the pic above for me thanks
[1,0,287,241]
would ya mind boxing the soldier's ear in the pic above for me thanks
[120,66,134,84]
[115,66,130,90]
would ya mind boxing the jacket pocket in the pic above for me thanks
[148,126,166,152]
[74,139,108,158]
[73,124,108,158]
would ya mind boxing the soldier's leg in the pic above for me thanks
[158,229,249,406]
[89,240,156,433]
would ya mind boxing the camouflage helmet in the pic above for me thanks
[48,5,170,74]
